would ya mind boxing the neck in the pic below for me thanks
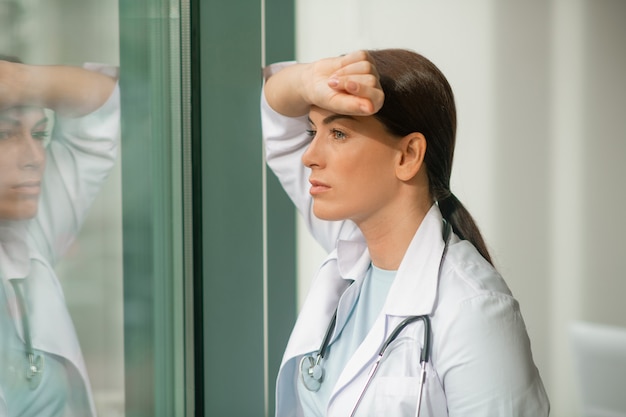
[356,197,433,271]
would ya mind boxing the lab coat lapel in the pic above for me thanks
[281,239,370,364]
[0,262,97,417]
[330,312,388,405]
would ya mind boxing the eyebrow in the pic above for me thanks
[33,117,49,129]
[0,115,48,128]
[0,115,19,125]
[308,114,357,126]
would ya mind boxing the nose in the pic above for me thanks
[302,135,323,169]
[19,135,45,170]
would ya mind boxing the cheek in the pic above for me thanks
[336,157,397,216]
[351,150,396,186]
[0,162,12,195]
[0,149,10,166]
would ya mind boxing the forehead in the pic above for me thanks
[0,106,47,124]
[308,106,392,137]
[308,106,372,127]
[308,105,350,120]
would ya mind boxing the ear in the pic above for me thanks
[395,132,426,182]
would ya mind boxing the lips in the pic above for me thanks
[309,179,330,195]
[12,180,41,196]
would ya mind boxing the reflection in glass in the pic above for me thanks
[0,56,120,416]
[0,0,125,415]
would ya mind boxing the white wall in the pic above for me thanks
[294,1,626,416]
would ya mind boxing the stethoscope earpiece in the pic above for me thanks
[300,355,324,392]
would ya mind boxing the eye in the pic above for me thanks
[305,129,317,138]
[330,129,347,140]
[31,131,50,141]
[0,130,10,140]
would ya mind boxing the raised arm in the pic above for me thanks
[262,51,385,251]
[264,50,385,117]
[0,60,116,117]
[13,62,121,263]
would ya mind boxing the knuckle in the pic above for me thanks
[356,50,368,59]
[364,74,378,87]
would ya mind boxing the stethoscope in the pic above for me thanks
[9,279,44,390]
[299,219,451,417]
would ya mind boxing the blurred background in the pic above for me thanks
[1,1,624,416]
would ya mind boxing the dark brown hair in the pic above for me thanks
[369,49,492,265]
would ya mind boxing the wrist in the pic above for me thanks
[0,61,33,108]
[17,64,42,106]
[265,62,312,117]
[296,62,315,108]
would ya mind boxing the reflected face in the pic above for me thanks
[302,106,401,225]
[0,107,47,220]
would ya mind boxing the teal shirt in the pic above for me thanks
[298,264,396,416]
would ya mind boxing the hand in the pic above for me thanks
[264,50,385,117]
[302,50,385,116]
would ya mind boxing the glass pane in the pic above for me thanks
[119,0,189,416]
[0,0,188,416]
[0,0,123,415]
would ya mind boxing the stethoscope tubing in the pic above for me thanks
[415,361,428,417]
[10,279,44,389]
[349,315,431,417]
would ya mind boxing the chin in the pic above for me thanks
[312,206,348,222]
[0,206,39,221]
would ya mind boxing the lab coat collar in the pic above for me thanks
[333,204,446,318]
[0,221,31,280]
[336,238,371,282]
[280,205,446,365]
[383,204,447,317]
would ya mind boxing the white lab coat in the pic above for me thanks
[0,64,120,417]
[261,71,550,416]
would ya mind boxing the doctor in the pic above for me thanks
[0,57,119,416]
[261,49,550,416]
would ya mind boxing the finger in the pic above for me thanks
[337,50,372,69]
[354,86,384,114]
[329,74,380,94]
[327,74,384,112]
[327,93,381,116]
[331,59,379,80]
[328,74,384,114]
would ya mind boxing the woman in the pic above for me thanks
[0,57,119,416]
[262,50,549,416]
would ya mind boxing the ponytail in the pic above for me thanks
[437,193,492,265]
[368,49,493,266]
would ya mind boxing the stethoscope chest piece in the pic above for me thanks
[300,354,324,392]
[26,353,44,390]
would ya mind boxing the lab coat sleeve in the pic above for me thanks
[261,62,361,252]
[31,64,120,265]
[436,293,550,416]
